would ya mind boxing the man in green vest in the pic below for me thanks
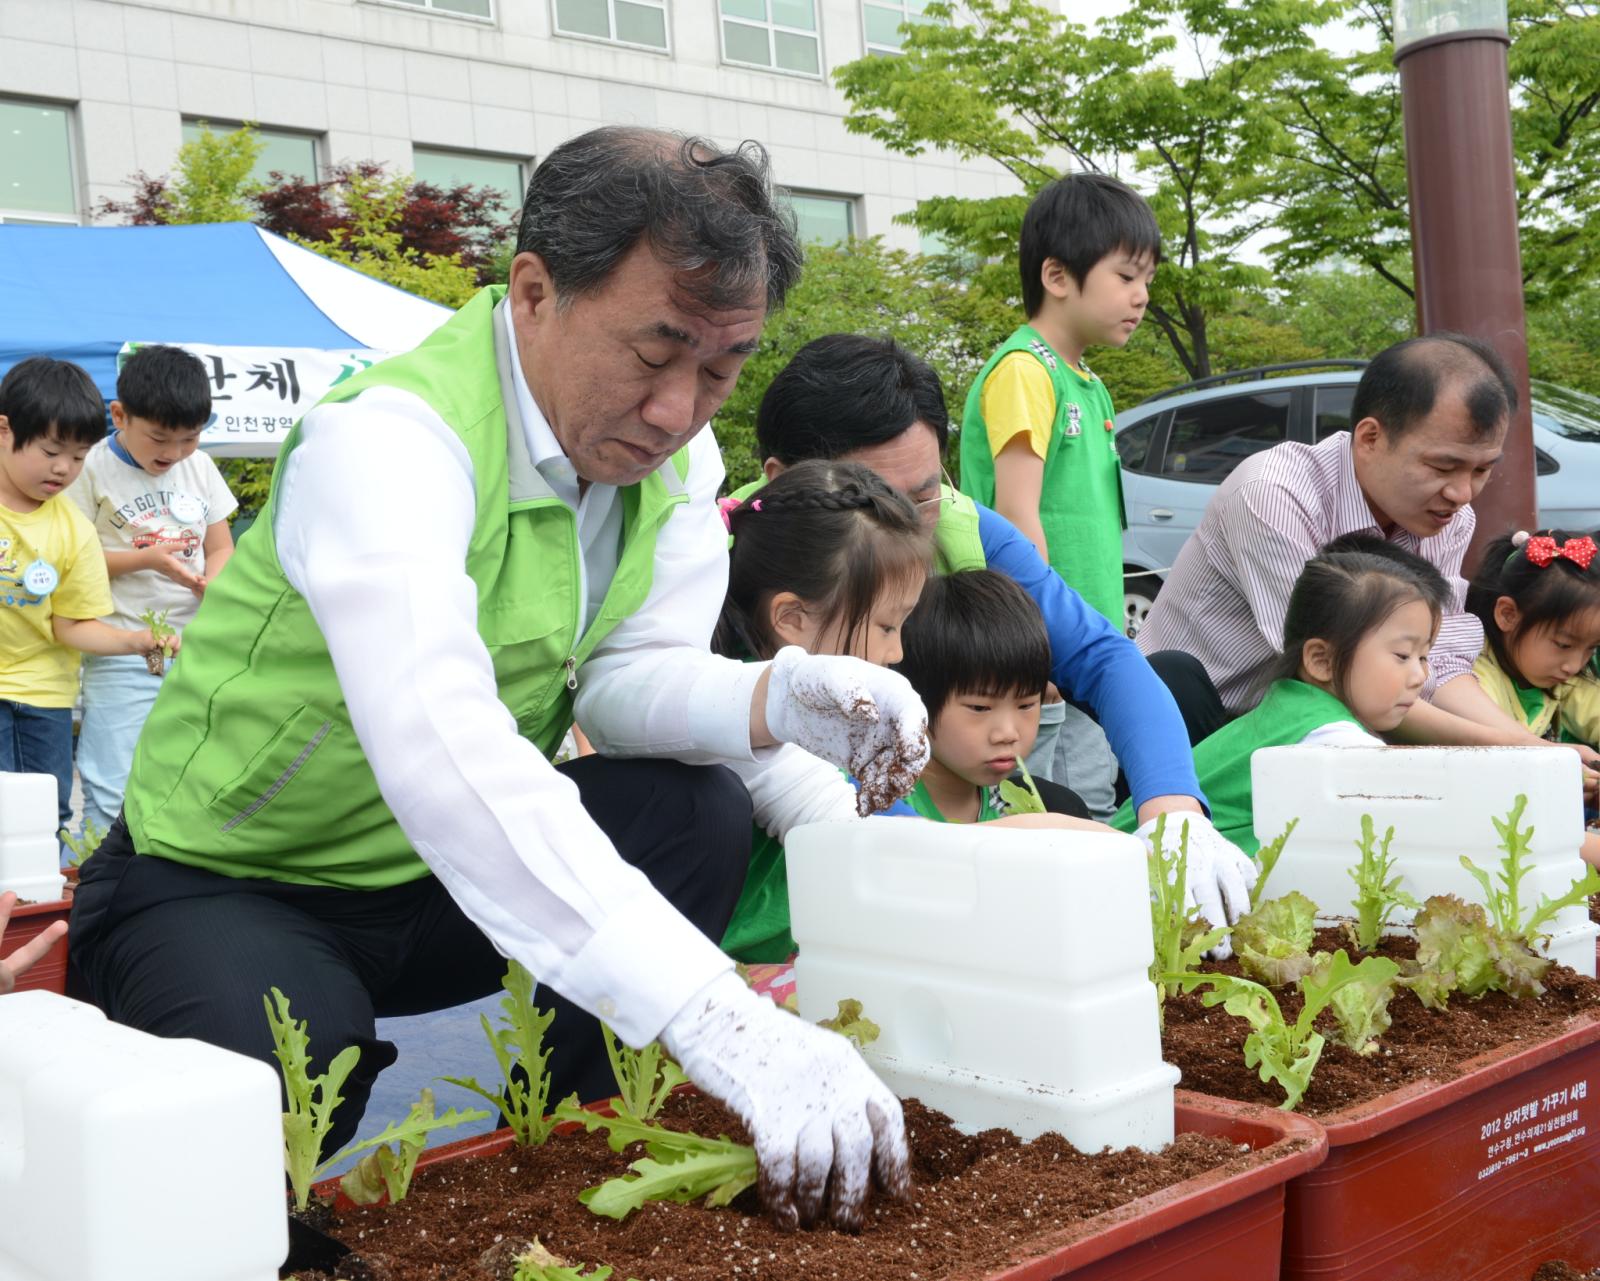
[745,334,1258,954]
[69,128,921,1232]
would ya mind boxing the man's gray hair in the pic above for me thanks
[515,126,803,312]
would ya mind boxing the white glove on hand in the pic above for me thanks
[764,646,930,816]
[659,971,910,1231]
[1135,811,1258,960]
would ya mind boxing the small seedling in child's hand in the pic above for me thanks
[441,960,557,1146]
[58,815,106,867]
[139,607,176,676]
[334,1087,488,1206]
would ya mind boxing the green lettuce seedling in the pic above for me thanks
[552,1096,758,1220]
[1459,794,1600,950]
[58,815,106,868]
[1307,949,1400,1054]
[601,1024,687,1123]
[1347,814,1419,952]
[1148,815,1230,1015]
[1397,893,1551,1010]
[441,960,558,1146]
[334,1087,488,1206]
[1232,891,1318,987]
[1249,818,1299,911]
[264,986,363,1211]
[1166,949,1397,1109]
[817,998,881,1050]
[511,1239,633,1281]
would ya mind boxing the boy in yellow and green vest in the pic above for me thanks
[960,173,1161,630]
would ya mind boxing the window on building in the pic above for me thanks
[413,147,527,213]
[863,0,932,54]
[554,0,669,50]
[720,0,821,77]
[783,191,855,244]
[182,120,319,184]
[371,0,494,17]
[0,98,76,222]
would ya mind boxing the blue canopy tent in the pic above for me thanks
[0,223,451,456]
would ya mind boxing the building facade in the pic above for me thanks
[0,0,1020,247]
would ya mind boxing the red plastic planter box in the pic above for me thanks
[7,896,70,995]
[1273,1009,1600,1280]
[312,1090,1326,1280]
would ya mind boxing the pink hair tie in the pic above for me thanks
[716,495,741,532]
[750,499,762,512]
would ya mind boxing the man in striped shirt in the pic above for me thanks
[1139,334,1598,764]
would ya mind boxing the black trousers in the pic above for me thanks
[1144,650,1233,747]
[69,755,752,1153]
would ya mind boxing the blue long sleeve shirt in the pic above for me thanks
[975,503,1204,813]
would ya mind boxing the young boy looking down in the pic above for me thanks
[67,344,235,839]
[894,569,1112,832]
[959,173,1160,629]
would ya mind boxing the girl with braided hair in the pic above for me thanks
[715,459,931,666]
[1466,528,1600,755]
[714,460,932,964]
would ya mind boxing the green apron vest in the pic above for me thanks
[726,476,984,574]
[1109,679,1360,854]
[123,287,690,889]
[960,325,1126,625]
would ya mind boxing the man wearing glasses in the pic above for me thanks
[735,334,1257,951]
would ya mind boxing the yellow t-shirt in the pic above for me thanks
[0,495,113,707]
[981,350,1066,460]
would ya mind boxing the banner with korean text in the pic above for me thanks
[116,342,389,457]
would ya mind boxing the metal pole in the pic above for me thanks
[1396,17,1533,568]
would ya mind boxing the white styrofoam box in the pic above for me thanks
[0,837,65,905]
[788,820,1178,1150]
[0,774,55,842]
[0,991,286,1281]
[1252,745,1598,975]
[0,773,63,902]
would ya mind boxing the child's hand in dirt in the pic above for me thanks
[143,542,205,596]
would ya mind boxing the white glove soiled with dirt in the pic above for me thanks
[659,970,910,1231]
[1135,810,1258,960]
[763,646,930,816]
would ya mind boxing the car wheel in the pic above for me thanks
[1124,574,1161,640]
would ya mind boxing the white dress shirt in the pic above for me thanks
[274,308,859,1045]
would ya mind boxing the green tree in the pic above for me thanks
[710,238,1017,489]
[297,166,480,308]
[103,122,266,225]
[1263,0,1600,305]
[833,0,1339,380]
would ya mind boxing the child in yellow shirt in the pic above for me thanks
[0,358,177,836]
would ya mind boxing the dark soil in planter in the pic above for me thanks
[1162,927,1600,1116]
[285,1094,1286,1281]
[1534,1264,1600,1281]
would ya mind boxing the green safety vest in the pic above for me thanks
[1110,679,1359,854]
[124,288,690,889]
[960,324,1126,625]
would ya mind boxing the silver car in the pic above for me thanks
[1114,363,1600,638]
